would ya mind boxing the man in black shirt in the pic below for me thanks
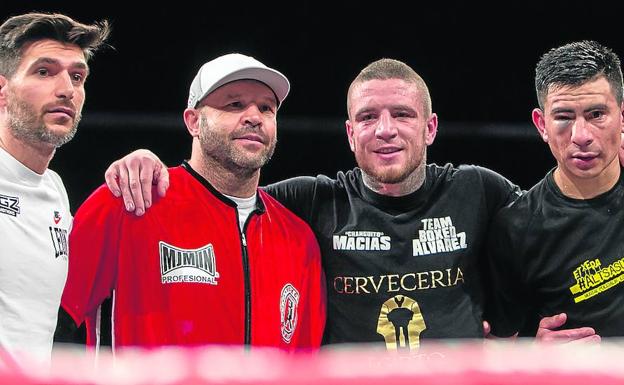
[487,41,624,339]
[259,62,520,346]
[105,58,597,348]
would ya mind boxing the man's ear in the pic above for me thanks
[183,108,201,138]
[425,113,438,146]
[532,108,548,142]
[345,119,356,153]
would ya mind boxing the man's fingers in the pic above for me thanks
[155,165,170,198]
[103,149,168,215]
[116,162,135,212]
[541,327,596,341]
[536,313,599,344]
[566,334,601,345]
[538,313,567,330]
[482,321,491,338]
[125,157,147,216]
[138,158,157,210]
[104,163,122,198]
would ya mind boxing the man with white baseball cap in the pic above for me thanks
[61,53,326,351]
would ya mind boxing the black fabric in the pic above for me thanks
[53,299,111,349]
[487,168,624,337]
[53,307,86,345]
[264,164,520,347]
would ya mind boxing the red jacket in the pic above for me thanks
[62,164,326,350]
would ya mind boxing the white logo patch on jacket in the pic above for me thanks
[159,241,219,285]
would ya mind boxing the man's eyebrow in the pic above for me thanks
[29,57,90,74]
[224,93,277,105]
[550,104,608,115]
[260,94,278,105]
[355,104,416,116]
[550,107,574,114]
[390,104,417,113]
[223,92,241,99]
[583,103,608,113]
[354,107,376,117]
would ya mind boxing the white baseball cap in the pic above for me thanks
[187,53,290,109]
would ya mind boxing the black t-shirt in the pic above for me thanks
[487,169,624,337]
[264,164,520,348]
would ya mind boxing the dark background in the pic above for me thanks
[4,1,624,210]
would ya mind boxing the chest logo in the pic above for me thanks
[159,241,220,285]
[0,194,20,217]
[333,231,391,251]
[49,226,68,260]
[53,210,62,224]
[280,283,300,343]
[570,257,624,303]
[377,295,427,351]
[412,216,467,256]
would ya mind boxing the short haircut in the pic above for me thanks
[535,40,623,109]
[347,58,432,118]
[0,12,110,77]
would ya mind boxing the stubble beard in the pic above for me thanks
[358,145,427,194]
[6,94,80,148]
[199,115,276,177]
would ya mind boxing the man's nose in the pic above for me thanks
[55,71,75,100]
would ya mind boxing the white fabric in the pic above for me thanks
[224,194,257,231]
[0,147,71,364]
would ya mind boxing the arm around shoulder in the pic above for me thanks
[104,149,170,216]
[263,176,321,223]
[470,165,523,212]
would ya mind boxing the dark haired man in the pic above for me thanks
[488,40,624,339]
[0,12,109,362]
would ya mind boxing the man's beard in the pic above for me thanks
[198,114,276,175]
[357,147,425,185]
[6,94,80,148]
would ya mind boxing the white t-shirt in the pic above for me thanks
[225,193,257,231]
[0,147,71,363]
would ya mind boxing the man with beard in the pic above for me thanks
[108,58,600,348]
[0,12,109,362]
[61,53,326,350]
[262,59,520,347]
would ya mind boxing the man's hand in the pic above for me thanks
[536,313,600,344]
[104,149,169,216]
[483,320,517,341]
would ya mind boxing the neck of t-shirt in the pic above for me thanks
[224,193,257,231]
[554,162,621,199]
